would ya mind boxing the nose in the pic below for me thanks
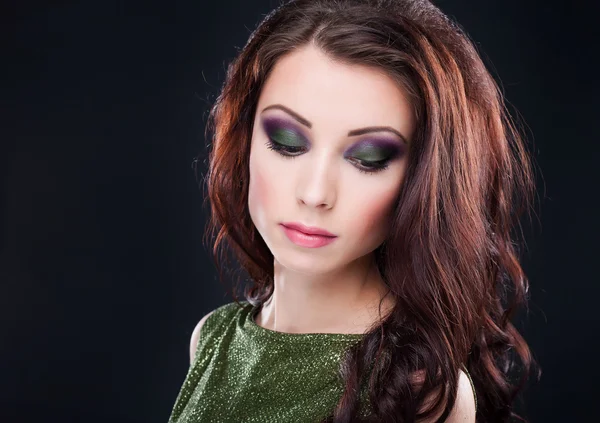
[296,154,337,210]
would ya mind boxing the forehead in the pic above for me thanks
[256,44,415,139]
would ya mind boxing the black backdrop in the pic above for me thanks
[3,0,599,422]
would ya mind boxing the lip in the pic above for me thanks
[280,222,337,248]
[280,222,336,237]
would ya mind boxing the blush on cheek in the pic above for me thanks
[248,164,272,230]
[356,189,398,241]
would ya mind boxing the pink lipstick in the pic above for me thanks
[280,222,337,248]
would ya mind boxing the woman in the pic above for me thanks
[169,0,539,422]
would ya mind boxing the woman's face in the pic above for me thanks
[248,44,416,275]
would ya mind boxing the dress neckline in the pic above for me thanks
[243,302,366,343]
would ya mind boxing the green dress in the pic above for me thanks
[168,300,477,422]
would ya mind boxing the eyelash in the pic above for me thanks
[265,139,390,175]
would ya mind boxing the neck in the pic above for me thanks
[255,253,394,334]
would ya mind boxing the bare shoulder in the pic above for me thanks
[444,369,477,422]
[418,368,477,423]
[189,310,216,364]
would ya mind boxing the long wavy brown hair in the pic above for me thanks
[200,0,540,421]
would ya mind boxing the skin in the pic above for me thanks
[248,43,414,335]
[190,43,476,422]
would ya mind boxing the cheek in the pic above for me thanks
[248,150,279,231]
[344,183,400,245]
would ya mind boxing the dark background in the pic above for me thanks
[3,0,598,422]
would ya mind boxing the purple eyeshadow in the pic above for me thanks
[344,139,405,160]
[262,117,304,138]
[261,115,405,160]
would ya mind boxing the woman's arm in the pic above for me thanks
[443,369,477,422]
[189,311,215,364]
[419,369,477,423]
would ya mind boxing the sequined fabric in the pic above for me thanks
[168,301,369,422]
[168,301,478,422]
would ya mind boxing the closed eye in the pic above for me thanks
[265,139,390,175]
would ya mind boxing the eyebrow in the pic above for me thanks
[261,104,409,144]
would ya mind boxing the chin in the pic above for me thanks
[273,250,336,274]
[275,245,355,276]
